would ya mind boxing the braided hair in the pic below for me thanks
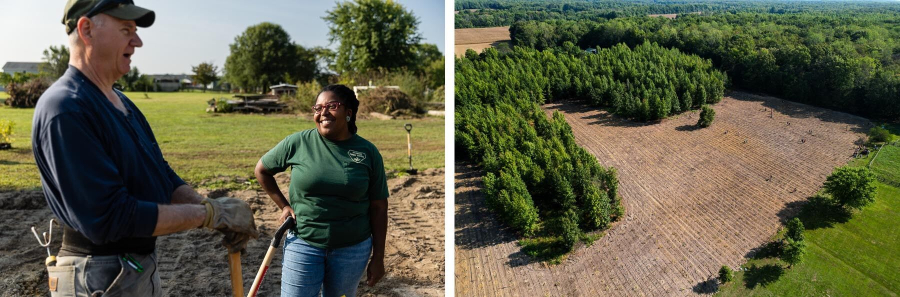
[319,84,359,134]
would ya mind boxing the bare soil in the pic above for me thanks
[0,169,444,297]
[455,92,870,296]
[455,27,511,57]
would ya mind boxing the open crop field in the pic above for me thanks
[0,92,444,191]
[456,91,870,296]
[454,26,510,57]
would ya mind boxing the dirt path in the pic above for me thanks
[0,169,444,297]
[455,92,869,296]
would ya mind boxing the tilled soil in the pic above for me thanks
[454,26,511,57]
[0,169,444,297]
[455,92,870,296]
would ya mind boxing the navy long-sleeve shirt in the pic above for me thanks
[32,66,185,247]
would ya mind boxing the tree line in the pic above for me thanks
[494,10,900,120]
[464,42,726,121]
[455,0,900,29]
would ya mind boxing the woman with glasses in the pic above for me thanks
[254,84,389,297]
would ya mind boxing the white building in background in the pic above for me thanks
[146,74,192,92]
[1,61,42,91]
[2,62,41,74]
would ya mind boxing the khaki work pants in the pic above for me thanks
[47,252,161,297]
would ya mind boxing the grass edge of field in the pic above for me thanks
[715,127,900,296]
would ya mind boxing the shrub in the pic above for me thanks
[785,217,804,242]
[215,98,234,113]
[698,105,715,128]
[358,87,423,115]
[0,119,14,147]
[5,79,50,108]
[556,209,581,251]
[285,80,322,113]
[718,266,734,284]
[823,166,877,210]
[868,126,893,143]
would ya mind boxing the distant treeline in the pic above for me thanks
[455,0,900,28]
[503,12,900,120]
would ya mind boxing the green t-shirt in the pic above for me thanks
[261,129,389,249]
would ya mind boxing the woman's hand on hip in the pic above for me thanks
[279,205,295,225]
[366,257,385,286]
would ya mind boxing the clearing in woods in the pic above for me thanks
[455,91,870,296]
[454,26,510,57]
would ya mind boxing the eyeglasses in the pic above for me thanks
[312,102,342,114]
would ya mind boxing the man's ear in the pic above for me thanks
[76,16,94,45]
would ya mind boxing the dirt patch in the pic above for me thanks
[455,92,870,296]
[0,169,444,296]
[455,26,511,57]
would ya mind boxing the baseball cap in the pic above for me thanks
[62,0,155,34]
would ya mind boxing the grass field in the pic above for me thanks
[718,136,900,296]
[0,92,444,191]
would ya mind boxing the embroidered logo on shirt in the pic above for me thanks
[349,150,366,163]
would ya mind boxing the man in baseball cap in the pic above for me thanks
[62,0,155,34]
[33,1,259,296]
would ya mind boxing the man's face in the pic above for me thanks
[88,14,142,78]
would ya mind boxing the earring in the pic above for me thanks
[346,116,351,121]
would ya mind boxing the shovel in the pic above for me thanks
[404,123,417,175]
[247,216,296,297]
[229,252,243,297]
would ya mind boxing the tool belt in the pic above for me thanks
[58,226,155,257]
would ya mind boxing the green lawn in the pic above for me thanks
[717,141,900,296]
[0,92,444,191]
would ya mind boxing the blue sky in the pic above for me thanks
[0,0,445,74]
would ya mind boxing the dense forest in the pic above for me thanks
[456,42,727,252]
[456,47,621,251]
[457,1,900,120]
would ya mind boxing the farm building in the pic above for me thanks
[269,83,298,97]
[146,74,192,92]
[2,62,41,74]
[1,62,42,91]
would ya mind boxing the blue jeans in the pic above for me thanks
[281,233,372,297]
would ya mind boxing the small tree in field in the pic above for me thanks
[698,105,715,128]
[781,238,806,268]
[192,62,219,92]
[824,166,877,210]
[785,217,804,242]
[718,266,734,284]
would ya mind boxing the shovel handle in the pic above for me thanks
[247,217,295,297]
[229,252,243,297]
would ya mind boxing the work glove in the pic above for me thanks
[220,230,253,253]
[201,197,259,251]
